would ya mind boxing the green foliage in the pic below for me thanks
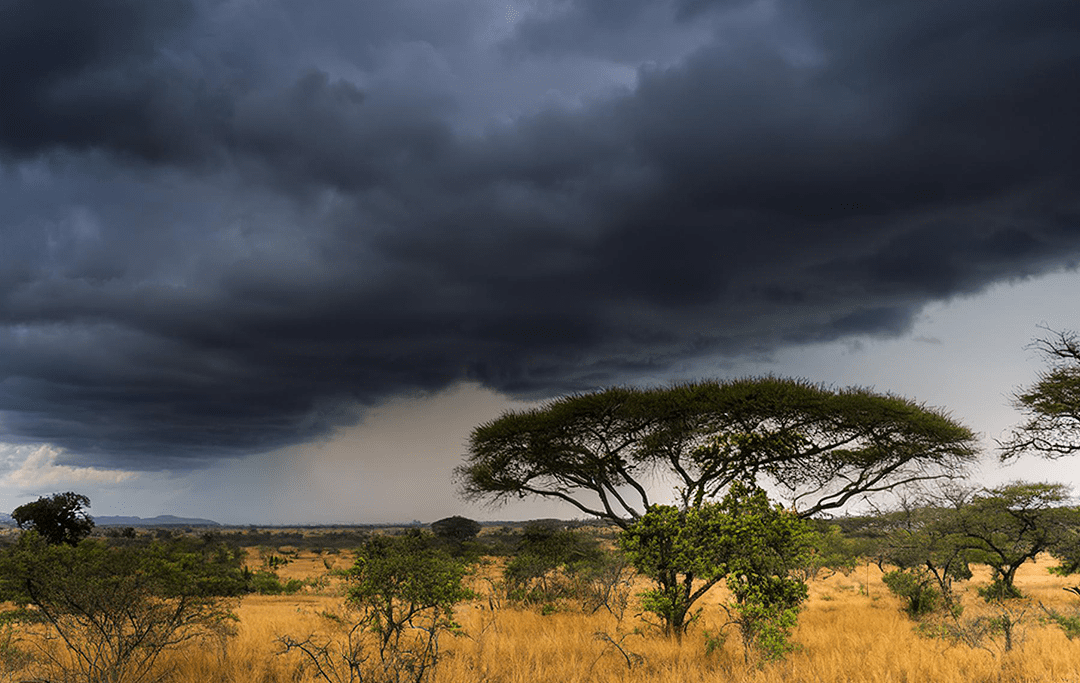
[222,527,370,554]
[878,483,1080,607]
[248,569,304,595]
[796,524,860,581]
[621,482,812,659]
[874,483,1080,612]
[1048,523,1080,576]
[883,570,940,619]
[957,481,1078,598]
[1053,614,1080,639]
[0,531,244,683]
[702,628,727,657]
[881,499,975,612]
[348,531,474,624]
[349,530,473,675]
[286,578,306,594]
[105,526,139,540]
[717,485,812,662]
[459,377,974,659]
[727,586,804,663]
[11,492,95,546]
[977,577,1023,602]
[281,530,473,683]
[620,503,723,636]
[459,378,977,526]
[503,524,607,607]
[636,585,695,633]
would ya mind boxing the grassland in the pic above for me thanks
[8,534,1080,683]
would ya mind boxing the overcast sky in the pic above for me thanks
[1,0,1078,524]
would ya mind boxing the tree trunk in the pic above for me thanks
[657,573,691,640]
[1002,565,1021,597]
[667,608,687,641]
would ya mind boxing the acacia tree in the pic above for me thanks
[459,378,977,525]
[882,494,975,615]
[1000,328,1080,460]
[430,516,482,544]
[12,492,94,546]
[458,377,977,635]
[955,481,1080,599]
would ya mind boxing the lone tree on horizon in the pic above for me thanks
[431,515,482,543]
[457,377,979,527]
[12,491,95,546]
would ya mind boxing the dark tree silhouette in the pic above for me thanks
[459,377,978,527]
[12,492,95,546]
[1000,328,1080,460]
[430,515,482,543]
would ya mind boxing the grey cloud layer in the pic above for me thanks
[0,0,1077,469]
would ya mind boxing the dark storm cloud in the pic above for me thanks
[0,0,221,163]
[0,0,1078,469]
[503,0,749,60]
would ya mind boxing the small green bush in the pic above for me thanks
[248,569,303,595]
[503,525,607,608]
[977,578,1023,601]
[883,570,939,619]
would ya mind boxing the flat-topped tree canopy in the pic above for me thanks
[457,377,978,528]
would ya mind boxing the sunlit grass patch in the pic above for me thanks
[7,550,1080,682]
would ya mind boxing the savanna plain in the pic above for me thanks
[7,524,1080,683]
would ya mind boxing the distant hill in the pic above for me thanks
[93,515,220,527]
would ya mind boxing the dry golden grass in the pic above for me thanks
[12,551,1080,683]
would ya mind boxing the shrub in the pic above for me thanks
[280,530,473,683]
[248,569,305,595]
[503,525,607,608]
[883,569,940,619]
[0,531,245,683]
[977,577,1023,601]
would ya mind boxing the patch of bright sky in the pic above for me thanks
[0,444,142,518]
[724,268,1080,495]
